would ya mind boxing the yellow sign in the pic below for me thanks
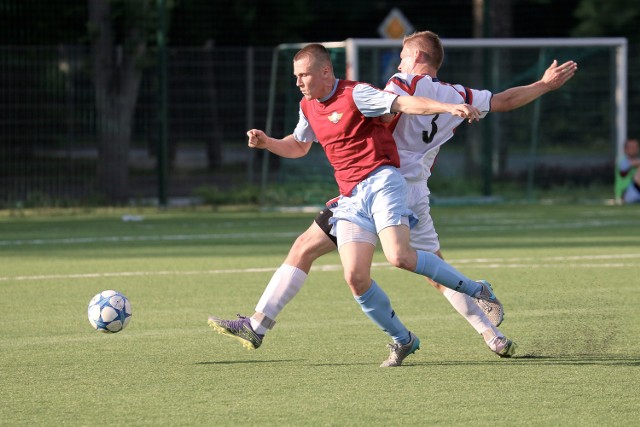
[378,8,414,39]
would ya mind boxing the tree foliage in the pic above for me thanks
[572,0,640,40]
[169,0,313,46]
[6,0,640,48]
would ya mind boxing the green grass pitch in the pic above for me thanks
[1,204,639,426]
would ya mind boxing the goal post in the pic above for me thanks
[262,37,627,204]
[346,37,627,162]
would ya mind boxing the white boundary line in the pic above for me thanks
[0,232,300,246]
[1,254,638,282]
[1,218,637,247]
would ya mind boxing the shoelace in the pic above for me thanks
[387,341,410,358]
[475,298,494,313]
[386,344,402,362]
[224,314,248,329]
[480,284,498,302]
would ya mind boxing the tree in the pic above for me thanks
[572,0,640,39]
[571,0,640,140]
[169,0,312,46]
[88,0,153,202]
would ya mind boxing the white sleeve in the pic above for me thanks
[467,88,492,118]
[292,106,317,142]
[352,83,397,117]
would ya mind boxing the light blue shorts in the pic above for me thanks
[330,166,415,235]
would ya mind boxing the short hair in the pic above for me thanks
[403,31,444,70]
[293,43,333,70]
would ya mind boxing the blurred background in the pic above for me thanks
[1,0,639,208]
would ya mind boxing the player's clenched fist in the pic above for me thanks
[247,129,267,149]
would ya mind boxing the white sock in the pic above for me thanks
[251,264,307,335]
[442,288,499,336]
[482,328,506,351]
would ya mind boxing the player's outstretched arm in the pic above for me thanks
[391,95,480,122]
[491,59,578,112]
[247,130,312,158]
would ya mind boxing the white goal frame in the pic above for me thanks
[264,38,628,200]
[344,37,628,161]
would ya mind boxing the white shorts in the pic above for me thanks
[330,166,414,235]
[406,180,440,253]
[335,220,379,250]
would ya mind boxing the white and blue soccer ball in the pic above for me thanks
[88,290,132,333]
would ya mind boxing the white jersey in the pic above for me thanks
[385,73,492,182]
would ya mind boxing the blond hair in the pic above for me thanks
[403,31,444,70]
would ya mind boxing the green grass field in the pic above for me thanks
[1,204,639,426]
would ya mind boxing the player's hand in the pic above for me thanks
[448,103,481,123]
[542,59,578,90]
[247,129,267,149]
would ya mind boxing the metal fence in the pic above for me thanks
[0,45,274,207]
[1,43,639,208]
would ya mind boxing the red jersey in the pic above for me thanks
[299,80,399,196]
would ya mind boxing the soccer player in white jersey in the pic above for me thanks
[208,31,577,364]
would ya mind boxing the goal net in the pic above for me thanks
[262,37,627,204]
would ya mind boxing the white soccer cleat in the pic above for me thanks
[473,280,504,326]
[380,332,421,367]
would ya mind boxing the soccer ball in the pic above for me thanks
[87,290,132,333]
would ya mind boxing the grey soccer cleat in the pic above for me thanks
[473,280,504,327]
[380,331,421,367]
[207,314,264,350]
[490,336,517,358]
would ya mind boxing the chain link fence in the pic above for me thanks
[1,42,639,207]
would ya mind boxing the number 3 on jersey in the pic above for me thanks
[422,114,439,144]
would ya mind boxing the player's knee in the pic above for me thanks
[287,233,326,265]
[384,250,413,271]
[343,270,370,294]
[300,228,333,254]
[290,233,314,256]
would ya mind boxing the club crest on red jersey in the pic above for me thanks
[327,112,343,124]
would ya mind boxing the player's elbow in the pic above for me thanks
[292,141,313,157]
